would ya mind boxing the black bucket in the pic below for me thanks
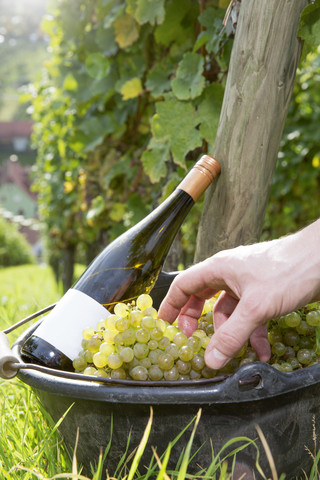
[11,274,320,479]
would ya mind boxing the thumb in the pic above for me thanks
[204,301,263,370]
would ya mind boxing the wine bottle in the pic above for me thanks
[21,155,220,371]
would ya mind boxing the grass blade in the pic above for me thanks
[127,406,153,480]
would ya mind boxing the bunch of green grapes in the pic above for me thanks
[267,305,320,372]
[73,294,320,381]
[72,294,217,381]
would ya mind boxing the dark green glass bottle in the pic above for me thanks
[21,155,220,370]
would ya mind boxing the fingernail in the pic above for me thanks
[205,349,229,370]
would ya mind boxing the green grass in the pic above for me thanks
[0,264,319,479]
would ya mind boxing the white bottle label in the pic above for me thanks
[34,289,111,361]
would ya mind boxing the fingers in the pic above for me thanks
[204,297,266,369]
[158,261,220,324]
[177,295,206,336]
[249,325,271,362]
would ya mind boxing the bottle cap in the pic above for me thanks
[178,155,221,201]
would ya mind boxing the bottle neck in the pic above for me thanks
[177,155,220,201]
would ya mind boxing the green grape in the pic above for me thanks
[139,357,152,369]
[133,342,149,359]
[113,333,124,345]
[201,366,216,378]
[142,307,158,319]
[122,328,136,346]
[136,294,153,311]
[136,328,151,343]
[141,316,156,330]
[83,366,97,376]
[198,320,208,331]
[148,365,163,381]
[284,312,301,328]
[306,310,320,327]
[100,342,115,357]
[296,320,315,336]
[268,328,283,345]
[187,336,201,353]
[93,352,108,368]
[106,314,120,331]
[299,336,314,349]
[94,369,110,378]
[179,374,191,381]
[130,366,148,381]
[189,369,201,380]
[205,324,214,336]
[278,362,293,372]
[87,334,102,353]
[82,327,95,340]
[149,349,161,364]
[148,340,158,351]
[96,319,107,330]
[205,311,214,324]
[283,329,300,347]
[297,348,315,365]
[119,347,134,363]
[107,353,123,369]
[172,332,187,347]
[111,368,127,379]
[150,327,163,341]
[115,318,130,332]
[201,336,210,349]
[176,359,191,374]
[103,329,116,344]
[73,356,87,371]
[192,329,206,339]
[164,325,179,341]
[179,345,193,362]
[158,353,174,371]
[158,336,170,350]
[271,342,286,357]
[156,318,168,331]
[283,346,295,360]
[165,343,180,360]
[287,357,300,369]
[81,338,88,350]
[277,316,289,329]
[84,350,93,363]
[164,366,179,381]
[129,310,143,327]
[114,302,129,318]
[191,354,205,371]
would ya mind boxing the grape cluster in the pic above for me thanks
[72,294,320,381]
[73,294,217,381]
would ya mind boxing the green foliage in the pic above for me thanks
[27,0,232,275]
[0,216,35,267]
[263,46,320,239]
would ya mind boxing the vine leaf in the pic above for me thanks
[298,0,320,50]
[63,73,78,91]
[151,96,202,167]
[85,53,110,80]
[171,52,205,100]
[131,0,165,26]
[114,14,139,48]
[121,77,143,100]
[141,138,169,183]
[197,83,224,145]
[155,0,193,46]
[146,64,171,97]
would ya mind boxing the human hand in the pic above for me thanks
[158,220,320,370]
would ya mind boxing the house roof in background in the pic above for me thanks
[0,121,33,139]
[0,158,36,200]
